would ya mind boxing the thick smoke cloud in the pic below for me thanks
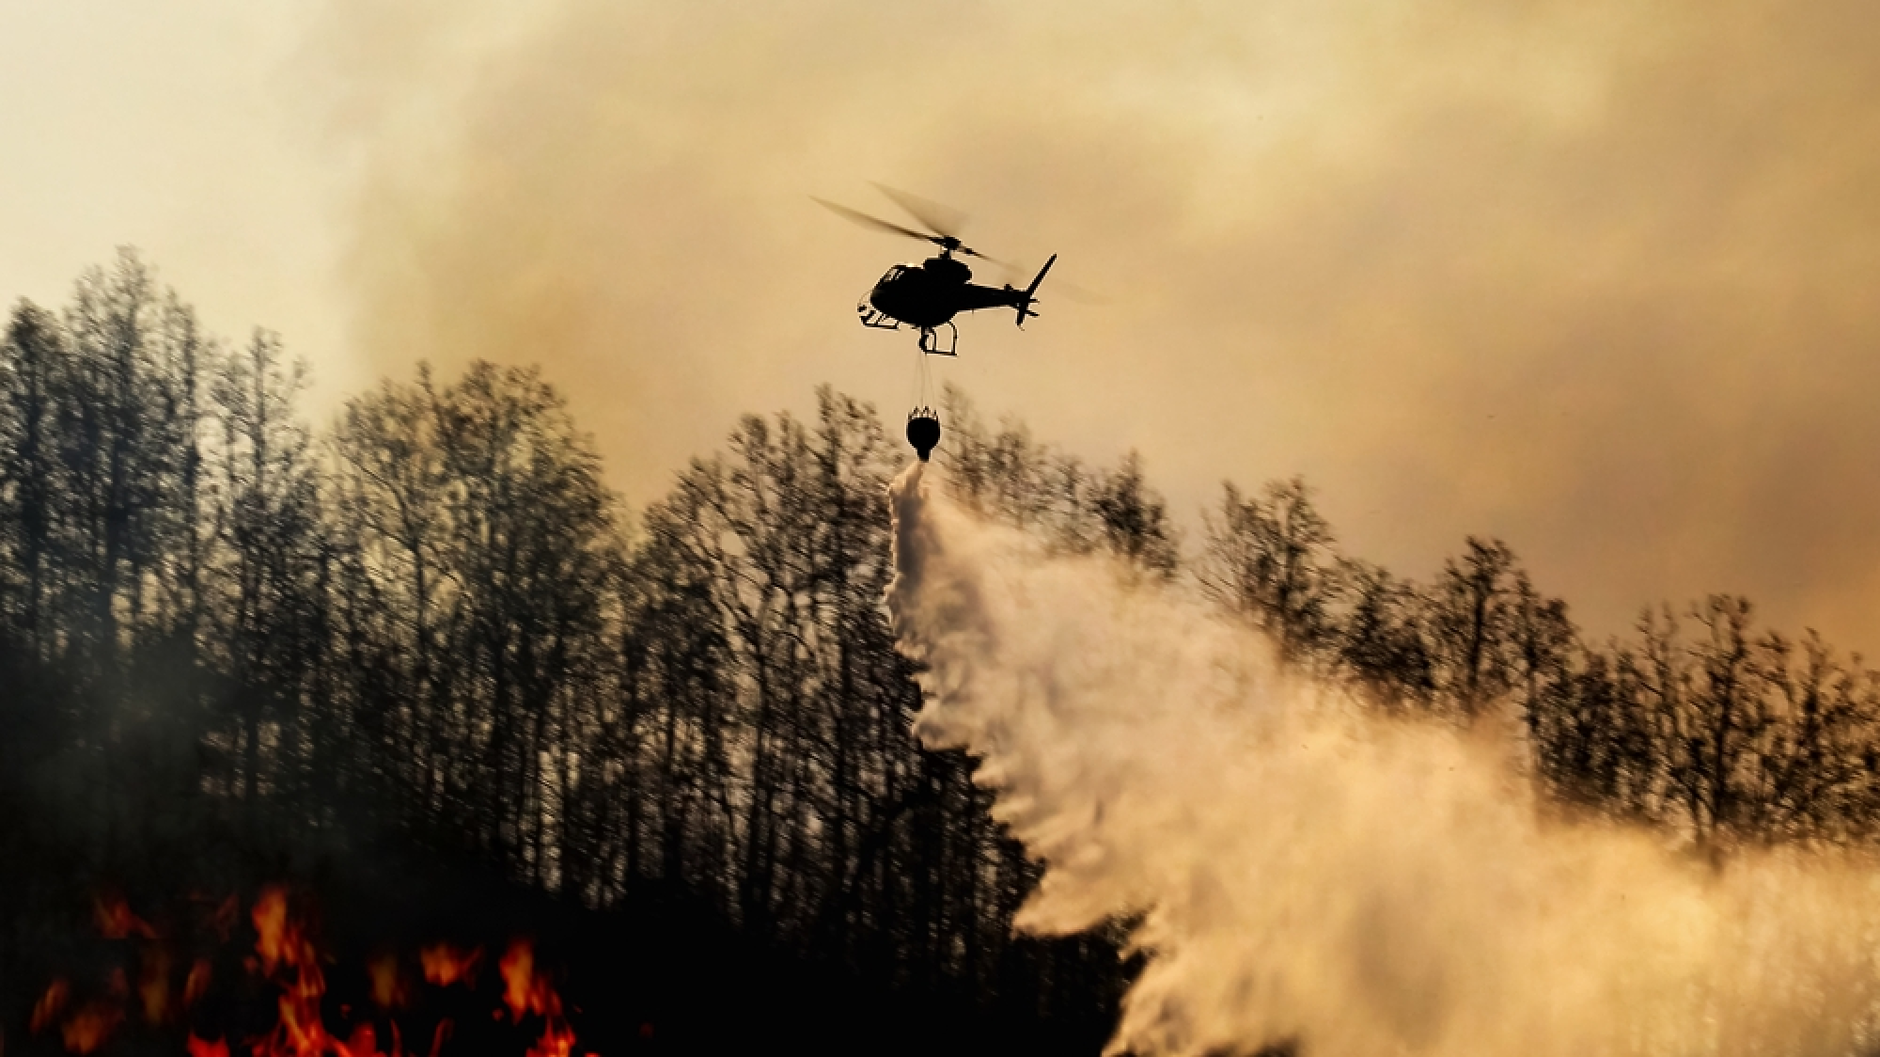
[888,462,1880,1057]
[326,0,1880,647]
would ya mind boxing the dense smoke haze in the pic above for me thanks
[14,3,1880,1045]
[890,461,1880,1056]
[11,246,1880,1052]
[8,1,1880,645]
[315,0,1880,650]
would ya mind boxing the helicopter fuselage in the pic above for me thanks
[862,255,1028,330]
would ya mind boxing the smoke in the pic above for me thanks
[888,462,1880,1057]
[310,0,1880,651]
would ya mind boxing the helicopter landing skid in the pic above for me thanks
[919,323,958,356]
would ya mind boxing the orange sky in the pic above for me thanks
[8,0,1880,649]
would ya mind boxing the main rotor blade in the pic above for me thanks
[812,197,931,241]
[819,190,1011,264]
[871,183,967,240]
[958,246,1010,266]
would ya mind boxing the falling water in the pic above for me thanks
[887,462,1880,1057]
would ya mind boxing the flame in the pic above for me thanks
[32,888,591,1057]
[139,946,174,1025]
[420,943,482,988]
[185,957,213,1007]
[187,1034,231,1057]
[252,885,291,976]
[498,940,540,1021]
[93,892,158,940]
[30,979,69,1033]
[59,1002,121,1054]
[29,979,126,1056]
[369,952,409,1010]
[346,1023,384,1057]
[498,939,576,1057]
[248,885,349,1057]
[526,1019,577,1057]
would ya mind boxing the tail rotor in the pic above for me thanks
[1014,254,1057,327]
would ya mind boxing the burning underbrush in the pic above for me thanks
[17,888,589,1057]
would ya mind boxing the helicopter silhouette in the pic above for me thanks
[816,185,1056,356]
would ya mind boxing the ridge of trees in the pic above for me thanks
[4,252,1879,1053]
[939,387,1880,854]
[1184,459,1880,855]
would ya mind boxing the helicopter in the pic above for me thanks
[815,185,1056,356]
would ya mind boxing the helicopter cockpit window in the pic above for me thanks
[881,265,909,282]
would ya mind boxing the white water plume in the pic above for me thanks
[887,462,1880,1057]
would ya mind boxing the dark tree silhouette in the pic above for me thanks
[11,252,1880,1057]
[1199,477,1338,662]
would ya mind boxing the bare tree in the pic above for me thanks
[1424,537,1526,721]
[206,330,322,808]
[1090,451,1179,579]
[0,301,64,657]
[1330,558,1435,709]
[1199,477,1339,662]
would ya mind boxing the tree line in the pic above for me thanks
[0,252,1131,1053]
[1181,475,1880,854]
[4,252,1879,1053]
[949,398,1880,854]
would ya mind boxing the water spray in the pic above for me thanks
[887,463,1880,1057]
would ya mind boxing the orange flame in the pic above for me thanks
[30,979,69,1033]
[59,1002,121,1054]
[252,885,291,976]
[185,957,214,1008]
[527,1019,578,1057]
[498,939,577,1057]
[36,887,592,1057]
[420,943,483,988]
[139,946,174,1025]
[498,940,542,1021]
[93,892,158,941]
[247,885,350,1057]
[369,952,409,1010]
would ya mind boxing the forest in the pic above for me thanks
[5,251,1880,1056]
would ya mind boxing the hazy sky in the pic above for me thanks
[8,0,1880,650]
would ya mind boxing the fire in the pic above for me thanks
[419,943,482,988]
[348,1023,381,1056]
[140,945,175,1025]
[30,978,69,1033]
[30,887,590,1057]
[527,1020,579,1057]
[32,976,128,1053]
[498,939,577,1057]
[498,940,545,1021]
[251,884,292,976]
[369,952,410,1010]
[185,957,214,1007]
[94,892,158,940]
[247,885,348,1057]
[59,1002,121,1054]
[187,1034,231,1057]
